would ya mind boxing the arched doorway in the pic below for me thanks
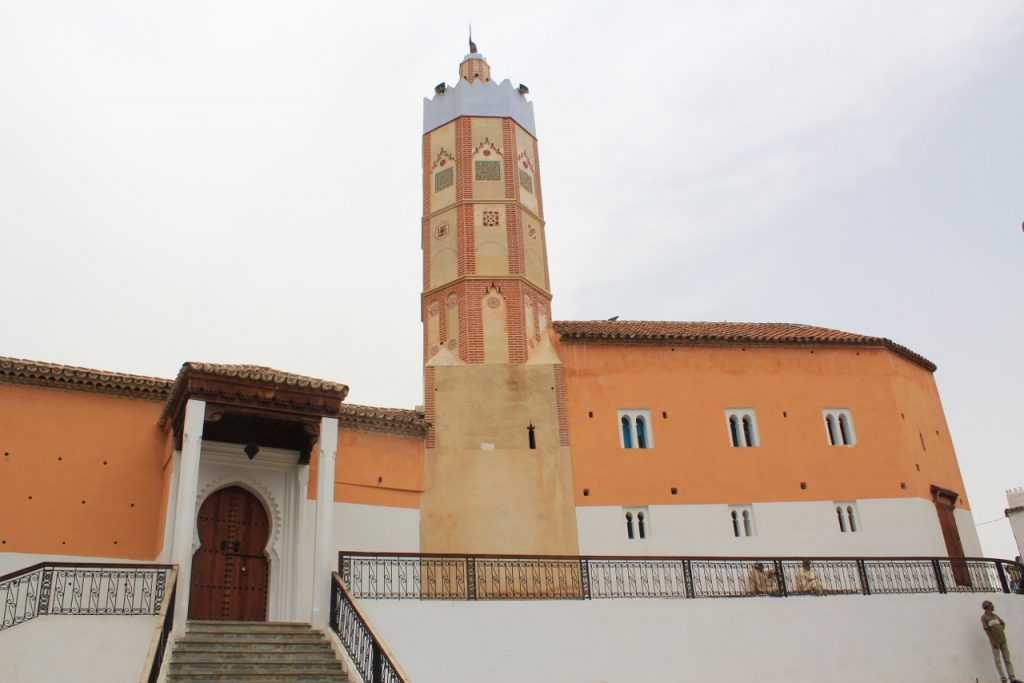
[188,485,270,621]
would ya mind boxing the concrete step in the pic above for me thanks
[166,675,347,683]
[187,620,318,633]
[179,632,329,644]
[170,661,344,673]
[172,649,339,663]
[174,639,334,653]
[166,620,349,682]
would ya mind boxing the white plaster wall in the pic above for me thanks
[360,592,1024,683]
[1007,488,1024,560]
[956,507,984,557]
[292,500,421,626]
[334,502,420,553]
[577,498,985,557]
[0,615,156,683]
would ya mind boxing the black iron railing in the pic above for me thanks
[143,567,177,683]
[330,573,409,683]
[0,562,174,632]
[339,551,1024,601]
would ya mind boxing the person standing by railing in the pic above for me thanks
[981,600,1022,683]
[747,562,780,596]
[794,559,824,595]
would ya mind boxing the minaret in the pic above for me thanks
[418,42,578,554]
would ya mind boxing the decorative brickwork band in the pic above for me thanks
[424,367,437,448]
[554,364,569,446]
[502,119,518,202]
[455,118,473,202]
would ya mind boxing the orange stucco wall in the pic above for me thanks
[307,427,424,509]
[0,385,170,560]
[558,340,969,510]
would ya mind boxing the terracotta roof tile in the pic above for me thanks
[338,403,429,437]
[0,356,173,401]
[553,321,936,371]
[173,362,349,395]
[0,356,425,436]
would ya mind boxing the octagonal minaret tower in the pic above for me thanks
[418,42,578,554]
[420,42,551,366]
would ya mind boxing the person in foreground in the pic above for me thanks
[982,600,1022,683]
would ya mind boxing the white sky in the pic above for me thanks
[1,1,1021,558]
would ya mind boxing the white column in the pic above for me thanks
[310,417,338,629]
[171,399,205,634]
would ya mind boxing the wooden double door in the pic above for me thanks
[188,486,270,621]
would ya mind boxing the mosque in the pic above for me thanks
[0,41,999,683]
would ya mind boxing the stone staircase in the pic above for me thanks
[166,621,350,682]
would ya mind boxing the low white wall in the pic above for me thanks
[577,497,985,558]
[334,502,420,553]
[360,592,1024,683]
[0,615,157,683]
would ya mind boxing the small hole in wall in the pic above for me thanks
[1,540,5,545]
[662,411,668,419]
[810,350,815,354]
[783,411,788,418]
[670,348,675,352]
[113,541,118,545]
[901,413,905,420]
[582,489,590,496]
[670,487,678,495]
[588,411,593,418]
[915,464,920,471]
[102,460,108,465]
[27,496,32,500]
[57,456,62,461]
[130,502,135,508]
[377,476,383,484]
[81,500,86,504]
[935,430,939,436]
[62,541,66,545]
[800,482,807,490]
[900,482,908,490]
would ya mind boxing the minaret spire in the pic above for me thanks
[469,23,476,54]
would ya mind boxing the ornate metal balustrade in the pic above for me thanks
[339,551,1023,601]
[330,573,409,683]
[0,562,173,632]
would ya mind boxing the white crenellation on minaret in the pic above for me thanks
[424,78,536,136]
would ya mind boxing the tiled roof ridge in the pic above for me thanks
[178,362,348,394]
[338,402,429,437]
[0,356,174,401]
[552,320,936,372]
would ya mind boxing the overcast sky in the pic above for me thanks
[1,1,1021,558]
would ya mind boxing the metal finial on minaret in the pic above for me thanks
[469,23,477,54]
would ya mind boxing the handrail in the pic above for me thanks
[339,551,1024,602]
[0,562,175,632]
[330,572,410,683]
[0,562,174,583]
[339,549,1014,563]
[139,567,178,683]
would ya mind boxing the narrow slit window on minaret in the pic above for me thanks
[527,423,536,450]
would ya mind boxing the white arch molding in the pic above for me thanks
[194,441,308,622]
